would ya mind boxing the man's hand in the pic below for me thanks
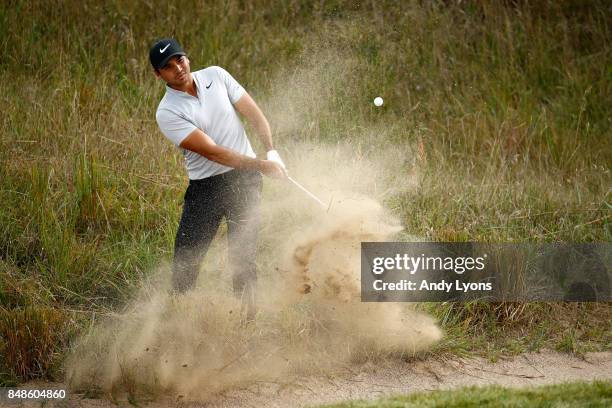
[259,160,287,179]
[266,149,286,170]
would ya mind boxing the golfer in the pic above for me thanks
[150,38,287,321]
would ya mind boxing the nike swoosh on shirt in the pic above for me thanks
[159,44,170,53]
[206,81,213,89]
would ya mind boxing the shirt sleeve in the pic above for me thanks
[156,108,197,146]
[214,66,246,104]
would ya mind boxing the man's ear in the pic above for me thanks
[154,68,161,78]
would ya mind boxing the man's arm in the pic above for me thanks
[179,128,286,178]
[233,92,274,152]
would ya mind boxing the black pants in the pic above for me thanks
[172,170,262,303]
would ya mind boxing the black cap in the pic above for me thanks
[149,38,186,70]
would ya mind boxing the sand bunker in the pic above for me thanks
[65,195,441,400]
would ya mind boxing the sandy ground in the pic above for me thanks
[9,350,611,407]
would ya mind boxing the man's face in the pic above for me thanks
[155,55,191,88]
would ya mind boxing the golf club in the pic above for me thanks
[287,176,327,209]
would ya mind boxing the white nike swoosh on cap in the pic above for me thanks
[160,44,170,53]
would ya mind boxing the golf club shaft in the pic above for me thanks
[287,177,327,208]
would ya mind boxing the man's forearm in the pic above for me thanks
[203,144,285,179]
[205,145,264,171]
[251,118,274,152]
[233,92,276,152]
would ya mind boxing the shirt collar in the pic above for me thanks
[165,74,198,98]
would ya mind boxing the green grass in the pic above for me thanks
[0,0,610,384]
[425,302,612,360]
[316,381,612,407]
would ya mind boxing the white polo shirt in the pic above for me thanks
[155,66,256,180]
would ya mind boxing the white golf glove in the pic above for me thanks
[266,149,286,169]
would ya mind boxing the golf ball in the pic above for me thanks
[374,96,383,107]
